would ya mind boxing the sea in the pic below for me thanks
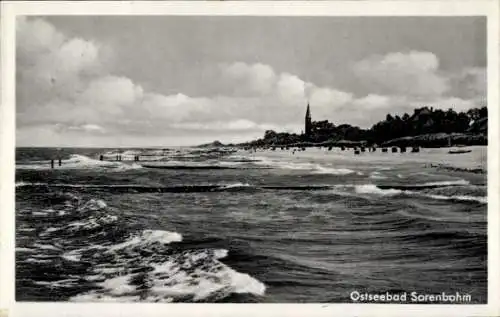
[15,145,487,303]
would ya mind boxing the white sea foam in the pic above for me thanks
[313,165,354,175]
[369,172,388,179]
[67,215,118,232]
[33,243,61,251]
[31,211,49,217]
[16,247,36,253]
[39,227,62,237]
[220,183,252,189]
[79,199,107,211]
[18,227,36,232]
[68,228,265,302]
[16,154,143,171]
[145,249,265,302]
[108,229,183,251]
[34,279,81,288]
[25,258,53,264]
[254,157,354,175]
[61,253,81,262]
[72,247,265,302]
[71,294,141,302]
[354,184,402,196]
[419,193,487,204]
[420,179,470,187]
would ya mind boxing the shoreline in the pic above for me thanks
[217,132,487,150]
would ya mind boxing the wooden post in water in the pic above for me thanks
[58,158,62,166]
[50,159,54,169]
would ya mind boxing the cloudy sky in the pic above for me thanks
[16,16,486,147]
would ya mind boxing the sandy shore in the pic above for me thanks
[238,145,487,172]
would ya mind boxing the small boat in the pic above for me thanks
[448,149,472,154]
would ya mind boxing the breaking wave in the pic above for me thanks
[16,180,486,204]
[16,193,266,302]
[16,154,143,171]
[252,157,355,175]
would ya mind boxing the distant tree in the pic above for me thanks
[479,106,488,118]
[264,130,277,140]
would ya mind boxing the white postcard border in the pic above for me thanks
[1,1,499,317]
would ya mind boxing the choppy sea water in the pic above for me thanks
[15,146,487,303]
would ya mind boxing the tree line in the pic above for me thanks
[249,106,487,147]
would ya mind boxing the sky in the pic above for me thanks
[16,16,486,147]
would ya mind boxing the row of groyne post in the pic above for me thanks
[245,144,421,155]
[97,154,141,161]
[351,145,420,155]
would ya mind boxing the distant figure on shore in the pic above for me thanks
[99,155,104,161]
[58,158,61,166]
[50,159,54,169]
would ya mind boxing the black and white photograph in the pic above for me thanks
[6,4,496,308]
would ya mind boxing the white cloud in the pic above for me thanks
[221,62,276,95]
[276,73,307,105]
[67,123,106,133]
[81,76,143,111]
[353,51,449,97]
[16,17,65,56]
[411,97,477,113]
[352,94,391,109]
[448,67,486,101]
[309,87,353,108]
[16,18,486,146]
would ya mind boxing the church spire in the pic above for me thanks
[305,102,312,137]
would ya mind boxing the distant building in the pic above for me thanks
[305,103,312,138]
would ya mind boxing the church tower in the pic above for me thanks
[305,102,312,138]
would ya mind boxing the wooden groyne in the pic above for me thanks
[49,158,62,169]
